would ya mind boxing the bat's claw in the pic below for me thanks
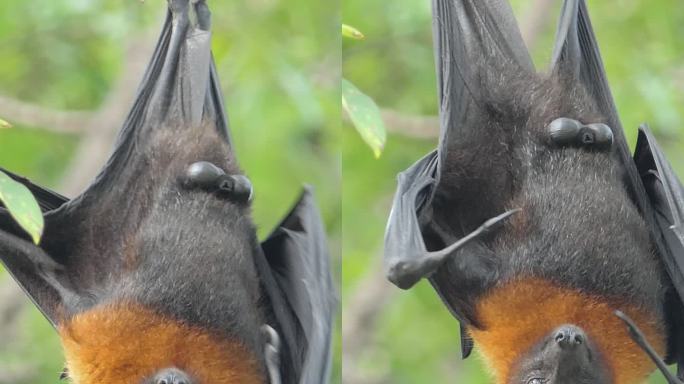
[481,208,521,231]
[261,324,282,384]
[615,310,682,384]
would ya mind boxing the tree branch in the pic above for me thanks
[343,108,440,139]
[380,109,439,139]
[0,95,91,133]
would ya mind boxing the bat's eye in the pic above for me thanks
[585,123,613,147]
[547,118,612,150]
[184,161,253,203]
[217,174,253,203]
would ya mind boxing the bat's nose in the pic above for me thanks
[554,325,585,349]
[154,368,193,384]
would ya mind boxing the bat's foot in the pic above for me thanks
[193,0,211,31]
[167,0,190,15]
[547,117,613,150]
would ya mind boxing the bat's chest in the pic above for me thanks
[470,278,666,384]
[496,151,666,312]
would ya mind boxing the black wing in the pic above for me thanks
[0,168,67,212]
[634,125,684,375]
[259,187,336,384]
[383,0,533,358]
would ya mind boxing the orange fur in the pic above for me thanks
[469,278,666,384]
[59,302,264,384]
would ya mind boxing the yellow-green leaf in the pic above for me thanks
[0,118,11,128]
[0,170,44,244]
[342,24,365,40]
[342,78,386,158]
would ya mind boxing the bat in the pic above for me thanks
[383,0,684,383]
[0,1,336,383]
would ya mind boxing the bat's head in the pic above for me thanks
[509,325,610,384]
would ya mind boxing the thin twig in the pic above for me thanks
[0,95,91,133]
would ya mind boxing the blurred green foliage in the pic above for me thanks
[343,0,684,383]
[0,170,45,244]
[0,0,339,383]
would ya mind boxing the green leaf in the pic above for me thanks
[342,78,386,158]
[342,24,365,40]
[0,118,11,128]
[0,170,44,244]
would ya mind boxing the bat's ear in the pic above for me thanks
[0,224,74,327]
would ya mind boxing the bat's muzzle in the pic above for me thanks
[554,325,585,349]
[152,368,194,384]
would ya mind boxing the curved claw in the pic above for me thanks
[386,208,521,290]
[261,325,282,384]
[615,311,680,384]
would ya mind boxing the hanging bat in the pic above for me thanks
[0,1,335,383]
[383,0,684,383]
